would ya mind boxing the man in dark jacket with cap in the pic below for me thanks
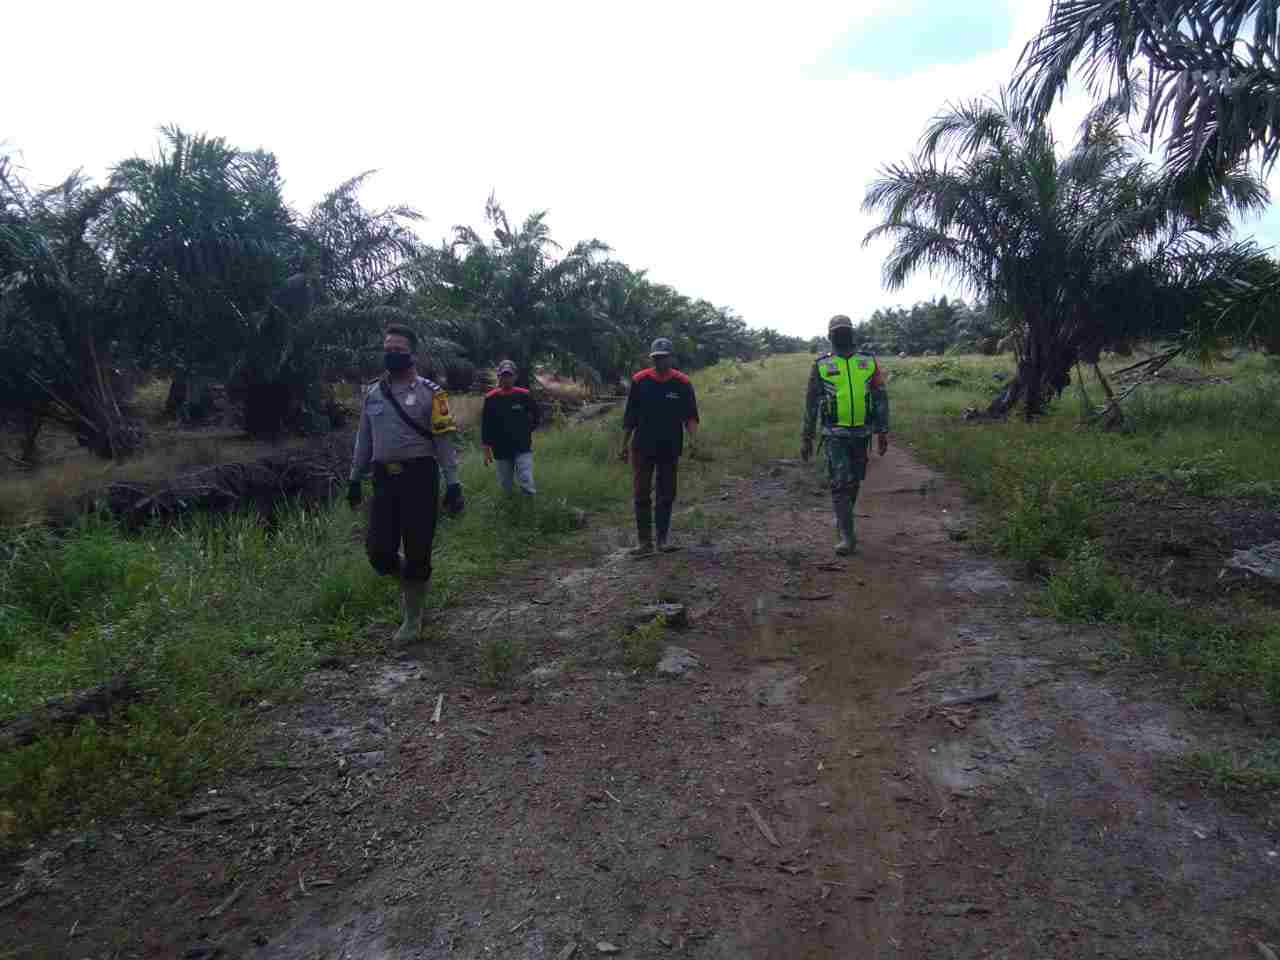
[621,338,700,557]
[482,359,541,495]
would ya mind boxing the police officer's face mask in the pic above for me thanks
[384,350,413,372]
[830,329,854,351]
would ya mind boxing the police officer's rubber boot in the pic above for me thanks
[630,503,655,559]
[832,494,855,556]
[392,578,427,643]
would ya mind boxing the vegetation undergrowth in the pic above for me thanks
[0,355,809,846]
[621,615,669,672]
[1179,747,1280,795]
[892,351,1280,709]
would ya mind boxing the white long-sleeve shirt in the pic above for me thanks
[349,374,459,486]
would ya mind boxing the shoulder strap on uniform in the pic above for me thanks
[379,379,434,442]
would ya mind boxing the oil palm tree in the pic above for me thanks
[426,194,611,382]
[862,94,1266,418]
[0,158,140,459]
[1015,0,1280,187]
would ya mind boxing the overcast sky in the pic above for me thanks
[7,0,1278,336]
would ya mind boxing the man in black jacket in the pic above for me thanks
[620,338,699,556]
[481,359,541,495]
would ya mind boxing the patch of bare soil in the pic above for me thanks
[4,447,1278,958]
[1098,479,1280,604]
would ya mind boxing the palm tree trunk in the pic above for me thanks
[18,410,43,466]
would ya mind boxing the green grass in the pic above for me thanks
[1042,541,1280,706]
[1180,746,1280,795]
[476,633,527,687]
[890,350,1280,707]
[0,356,813,845]
[621,615,668,671]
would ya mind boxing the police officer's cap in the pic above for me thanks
[828,314,854,333]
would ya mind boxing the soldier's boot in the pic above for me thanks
[655,503,677,552]
[630,502,655,558]
[392,578,427,643]
[832,493,856,556]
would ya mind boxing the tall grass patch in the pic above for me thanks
[887,351,1280,707]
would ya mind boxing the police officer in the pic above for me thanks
[801,315,890,555]
[348,324,464,642]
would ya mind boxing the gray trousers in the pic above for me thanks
[496,452,536,494]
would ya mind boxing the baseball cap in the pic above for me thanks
[497,360,518,375]
[649,337,674,358]
[828,314,854,333]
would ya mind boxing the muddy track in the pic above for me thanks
[5,448,1278,959]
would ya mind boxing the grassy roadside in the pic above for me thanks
[0,356,810,845]
[889,351,1280,717]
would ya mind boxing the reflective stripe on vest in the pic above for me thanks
[817,355,876,427]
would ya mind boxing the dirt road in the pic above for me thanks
[6,446,1278,958]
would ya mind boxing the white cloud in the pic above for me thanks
[6,0,1159,336]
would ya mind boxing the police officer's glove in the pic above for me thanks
[443,483,465,516]
[346,480,363,510]
[800,436,814,463]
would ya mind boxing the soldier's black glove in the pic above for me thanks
[346,480,363,509]
[443,483,465,516]
[801,436,814,463]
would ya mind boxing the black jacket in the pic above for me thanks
[481,387,541,459]
[623,368,699,462]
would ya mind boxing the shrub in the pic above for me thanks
[622,615,666,671]
[477,634,526,687]
[444,359,477,393]
[991,476,1090,570]
[1044,540,1119,621]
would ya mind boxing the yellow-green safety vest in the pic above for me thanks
[817,354,878,427]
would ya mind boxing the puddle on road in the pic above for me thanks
[920,559,1015,596]
[747,593,791,661]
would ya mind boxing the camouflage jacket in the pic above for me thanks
[802,352,890,441]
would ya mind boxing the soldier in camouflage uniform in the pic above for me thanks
[801,314,890,555]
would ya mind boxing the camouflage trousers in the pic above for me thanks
[823,433,869,496]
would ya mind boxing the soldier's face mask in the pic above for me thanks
[384,351,413,373]
[830,329,854,351]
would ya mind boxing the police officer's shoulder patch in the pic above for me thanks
[816,351,832,361]
[417,375,443,393]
